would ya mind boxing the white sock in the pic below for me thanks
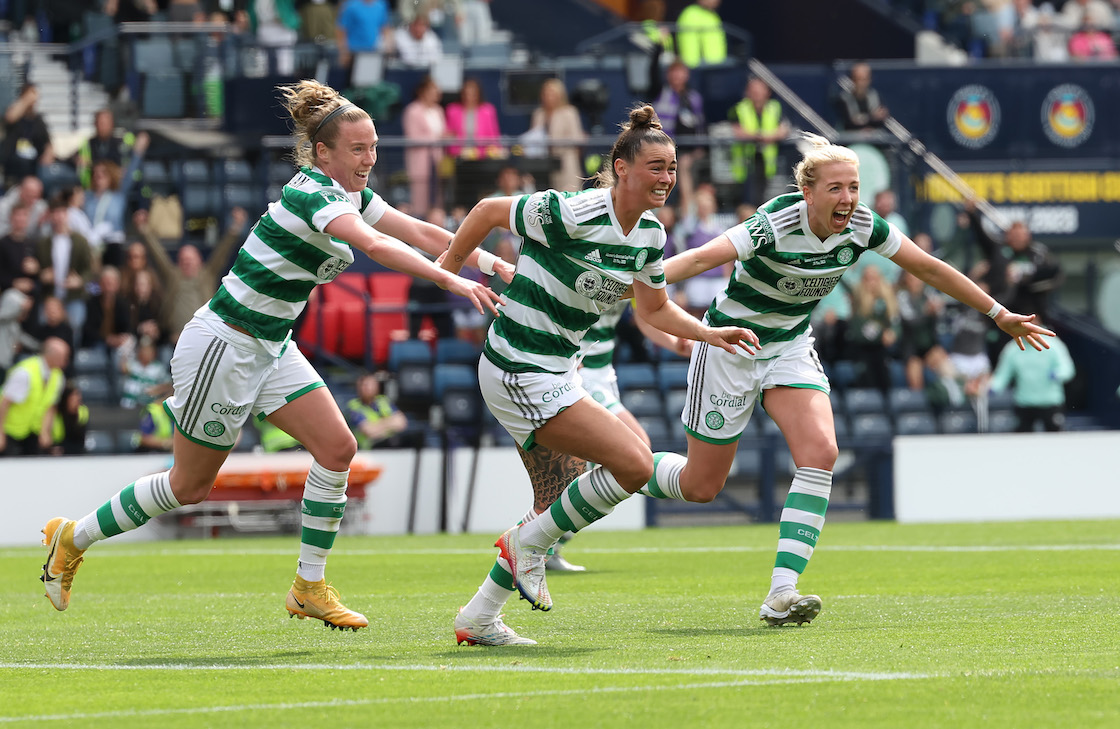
[769,467,832,597]
[638,452,687,500]
[297,461,349,583]
[519,467,629,550]
[73,471,180,550]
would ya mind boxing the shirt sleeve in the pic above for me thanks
[359,188,389,227]
[869,210,904,259]
[281,184,362,234]
[723,212,769,261]
[511,190,560,246]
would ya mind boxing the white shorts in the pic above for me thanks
[166,317,324,450]
[478,355,587,450]
[578,364,622,413]
[680,333,830,444]
[949,352,991,380]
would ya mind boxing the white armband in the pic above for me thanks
[986,302,1005,319]
[476,250,498,276]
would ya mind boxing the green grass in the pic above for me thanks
[2,520,1119,728]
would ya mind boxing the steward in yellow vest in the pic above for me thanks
[136,400,174,453]
[0,337,70,456]
[730,78,789,205]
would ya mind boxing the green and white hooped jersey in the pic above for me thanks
[203,166,388,356]
[714,193,902,359]
[485,187,667,375]
[580,299,629,369]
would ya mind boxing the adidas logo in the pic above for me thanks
[585,249,602,263]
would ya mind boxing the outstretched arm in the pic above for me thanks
[890,235,1054,352]
[325,213,501,316]
[632,282,758,355]
[440,196,515,276]
[374,205,510,281]
[663,233,737,285]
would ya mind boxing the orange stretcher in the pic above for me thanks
[208,458,383,502]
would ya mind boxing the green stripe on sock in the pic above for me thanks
[118,484,151,528]
[645,453,668,498]
[775,552,809,573]
[489,559,514,590]
[779,521,820,546]
[300,527,337,550]
[549,498,577,534]
[301,499,346,518]
[95,501,125,538]
[786,492,829,515]
[567,485,607,525]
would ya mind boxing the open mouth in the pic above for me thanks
[832,209,851,226]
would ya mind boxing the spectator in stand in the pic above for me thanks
[972,0,1017,56]
[1028,2,1073,61]
[676,186,730,318]
[84,132,148,269]
[403,77,448,215]
[0,288,33,378]
[0,175,47,238]
[0,204,41,297]
[1068,16,1118,57]
[36,196,94,344]
[49,384,88,456]
[297,0,339,43]
[873,189,909,238]
[446,78,503,160]
[989,317,1075,432]
[346,371,409,449]
[459,0,494,47]
[652,61,705,202]
[730,76,790,206]
[134,398,174,452]
[394,12,444,68]
[135,206,247,343]
[1059,0,1116,30]
[118,336,171,409]
[529,78,587,193]
[119,241,150,301]
[965,201,1062,321]
[26,296,77,356]
[122,268,163,346]
[0,336,69,456]
[846,265,901,392]
[896,269,948,390]
[73,109,138,188]
[82,266,133,355]
[336,0,392,68]
[1,83,54,186]
[62,187,96,259]
[810,281,852,370]
[835,62,889,133]
[675,0,727,68]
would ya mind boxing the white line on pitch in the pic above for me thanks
[0,674,933,724]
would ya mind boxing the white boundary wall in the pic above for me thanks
[0,447,646,546]
[894,431,1120,523]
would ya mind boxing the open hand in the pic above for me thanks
[995,311,1055,352]
[704,325,760,355]
[443,275,503,317]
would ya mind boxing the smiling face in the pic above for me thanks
[803,161,859,240]
[615,141,677,213]
[317,118,378,192]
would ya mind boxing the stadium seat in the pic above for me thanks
[140,160,174,195]
[614,362,657,391]
[388,339,433,371]
[181,184,219,218]
[442,386,483,428]
[295,290,341,356]
[84,430,116,454]
[38,163,80,197]
[322,273,369,360]
[220,158,254,184]
[843,387,887,415]
[141,71,186,118]
[939,410,979,434]
[620,388,664,418]
[636,416,671,447]
[116,429,140,452]
[389,340,435,407]
[851,413,893,439]
[656,361,690,391]
[73,347,111,375]
[369,273,411,364]
[663,388,688,423]
[895,412,939,436]
[435,338,480,365]
[178,159,211,185]
[133,38,175,70]
[888,387,931,414]
[222,184,263,213]
[988,409,1018,433]
[832,414,850,439]
[827,360,857,390]
[756,411,783,437]
[269,160,296,183]
[987,389,1015,411]
[74,373,114,406]
[433,364,477,399]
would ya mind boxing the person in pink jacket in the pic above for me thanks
[402,76,447,214]
[445,78,503,160]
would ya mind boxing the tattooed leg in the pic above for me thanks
[516,443,588,514]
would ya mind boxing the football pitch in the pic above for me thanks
[2,520,1118,728]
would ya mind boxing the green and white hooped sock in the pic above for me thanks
[639,452,688,500]
[518,467,630,551]
[770,467,832,596]
[296,461,349,583]
[461,509,536,622]
[72,470,181,550]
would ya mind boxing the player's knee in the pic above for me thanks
[607,445,653,491]
[802,436,838,470]
[680,468,726,503]
[321,432,358,470]
[168,473,213,505]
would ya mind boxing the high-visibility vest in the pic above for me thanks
[144,402,173,439]
[3,357,64,438]
[347,395,397,450]
[52,403,88,443]
[675,4,726,68]
[730,99,783,183]
[258,419,300,453]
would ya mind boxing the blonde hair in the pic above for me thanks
[792,132,860,190]
[852,266,899,321]
[593,104,674,188]
[280,79,370,168]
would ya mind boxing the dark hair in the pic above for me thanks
[279,80,369,167]
[593,104,674,188]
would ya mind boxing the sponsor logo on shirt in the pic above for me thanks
[574,270,628,306]
[585,248,602,263]
[317,257,349,282]
[775,273,843,299]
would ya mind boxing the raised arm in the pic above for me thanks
[890,235,1054,351]
[373,205,510,281]
[325,213,500,316]
[440,196,514,276]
